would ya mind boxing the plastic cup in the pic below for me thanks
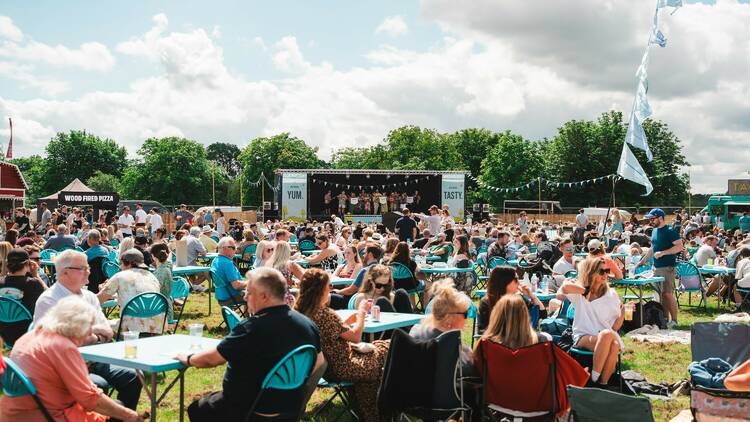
[123,331,139,358]
[189,323,204,350]
[707,258,714,266]
[624,303,635,321]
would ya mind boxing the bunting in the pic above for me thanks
[309,175,432,190]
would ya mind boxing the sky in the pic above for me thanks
[0,0,749,194]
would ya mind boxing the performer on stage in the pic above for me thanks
[337,191,347,215]
[372,190,381,214]
[324,190,332,216]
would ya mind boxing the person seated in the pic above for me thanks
[411,229,431,250]
[1,297,143,422]
[265,241,303,306]
[43,224,77,250]
[199,225,218,254]
[133,235,154,268]
[725,358,750,392]
[385,242,423,291]
[410,279,474,374]
[0,248,47,345]
[295,268,389,422]
[210,237,248,307]
[487,231,512,261]
[305,234,341,271]
[560,257,624,387]
[179,267,321,422]
[552,238,578,276]
[427,231,453,262]
[477,266,544,333]
[732,247,750,310]
[334,245,363,279]
[382,238,399,262]
[353,264,413,313]
[586,239,623,280]
[330,245,382,309]
[253,240,275,268]
[448,235,473,294]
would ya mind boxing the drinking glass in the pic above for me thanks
[189,323,204,350]
[123,331,139,358]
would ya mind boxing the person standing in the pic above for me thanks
[395,208,417,242]
[118,206,135,238]
[413,205,443,236]
[639,208,682,328]
[134,203,148,226]
[39,202,52,232]
[147,207,163,237]
[517,211,529,235]
[574,209,588,245]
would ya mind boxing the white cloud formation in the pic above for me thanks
[0,61,69,95]
[375,15,408,37]
[1,3,749,194]
[0,40,114,71]
[0,16,22,42]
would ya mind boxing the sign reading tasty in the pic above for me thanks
[59,191,119,209]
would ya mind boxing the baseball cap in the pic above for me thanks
[202,225,213,233]
[644,208,666,219]
[587,239,603,251]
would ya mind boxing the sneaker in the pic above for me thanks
[666,320,678,329]
[191,284,208,293]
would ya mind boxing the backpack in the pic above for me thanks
[536,241,562,269]
[621,300,667,331]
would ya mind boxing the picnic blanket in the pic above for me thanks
[714,312,750,323]
[625,325,690,345]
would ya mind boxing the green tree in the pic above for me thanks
[479,131,545,210]
[207,142,241,178]
[238,133,325,207]
[447,128,499,204]
[86,171,121,194]
[330,145,386,169]
[11,155,47,203]
[41,130,128,195]
[120,137,214,205]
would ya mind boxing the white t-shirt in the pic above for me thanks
[552,256,577,275]
[149,213,164,234]
[118,213,135,235]
[735,257,750,288]
[575,213,588,228]
[566,288,623,348]
[135,209,148,224]
[415,213,442,235]
[693,244,716,267]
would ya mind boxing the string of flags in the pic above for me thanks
[617,0,682,196]
[248,173,279,193]
[467,172,681,194]
[309,175,432,191]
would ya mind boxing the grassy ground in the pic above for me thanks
[2,285,726,421]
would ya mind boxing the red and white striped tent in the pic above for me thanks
[0,161,28,210]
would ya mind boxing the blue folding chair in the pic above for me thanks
[298,239,317,253]
[389,262,425,310]
[244,344,318,422]
[222,306,243,332]
[486,256,507,271]
[110,238,120,248]
[115,292,169,339]
[0,296,33,349]
[169,277,191,333]
[2,358,55,422]
[108,249,118,262]
[102,260,120,279]
[40,249,57,260]
[676,261,707,309]
[347,293,362,310]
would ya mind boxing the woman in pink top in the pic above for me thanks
[0,296,143,422]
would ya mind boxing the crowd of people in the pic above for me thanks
[2,201,750,421]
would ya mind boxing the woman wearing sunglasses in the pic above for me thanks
[560,257,625,387]
[477,266,544,333]
[353,265,413,313]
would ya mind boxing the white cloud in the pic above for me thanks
[0,40,114,71]
[271,36,311,73]
[0,16,22,42]
[375,15,408,37]
[0,61,68,95]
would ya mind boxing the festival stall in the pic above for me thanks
[0,161,28,215]
[37,178,119,221]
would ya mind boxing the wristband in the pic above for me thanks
[186,353,194,367]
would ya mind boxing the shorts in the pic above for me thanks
[653,266,676,294]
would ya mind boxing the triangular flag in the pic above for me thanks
[634,80,652,121]
[6,117,12,160]
[625,112,653,161]
[617,144,653,196]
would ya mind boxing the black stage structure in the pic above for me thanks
[275,169,468,223]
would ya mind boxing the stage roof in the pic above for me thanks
[276,169,469,176]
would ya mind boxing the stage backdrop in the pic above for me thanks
[281,172,307,221]
[441,174,465,220]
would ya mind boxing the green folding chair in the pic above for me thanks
[566,386,654,422]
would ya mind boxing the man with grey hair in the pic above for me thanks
[98,249,161,334]
[84,229,110,292]
[34,249,142,412]
[43,224,77,250]
[210,237,246,307]
[178,267,321,421]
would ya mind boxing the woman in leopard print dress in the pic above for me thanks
[295,268,389,422]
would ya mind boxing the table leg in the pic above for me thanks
[639,285,644,327]
[179,370,185,422]
[150,372,157,422]
[208,276,213,315]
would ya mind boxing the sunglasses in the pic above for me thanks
[224,245,237,250]
[598,268,609,275]
[29,257,41,261]
[564,247,575,251]
[450,310,469,318]
[373,282,389,289]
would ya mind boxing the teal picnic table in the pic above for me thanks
[79,334,221,422]
[330,276,354,287]
[700,265,736,275]
[336,310,424,340]
[172,266,214,314]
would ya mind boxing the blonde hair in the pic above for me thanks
[118,236,135,254]
[38,296,97,339]
[426,279,471,326]
[629,243,643,256]
[482,295,537,349]
[255,240,274,265]
[577,257,609,296]
[268,241,292,272]
[0,241,12,276]
[359,265,393,298]
[384,238,399,255]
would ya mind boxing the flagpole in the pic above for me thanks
[537,176,542,222]
[239,166,243,210]
[211,165,216,207]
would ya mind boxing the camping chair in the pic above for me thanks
[102,260,120,279]
[237,243,257,275]
[676,261,707,309]
[244,344,318,422]
[298,239,317,253]
[689,322,750,421]
[209,270,248,318]
[389,262,425,309]
[346,293,362,310]
[108,249,118,262]
[169,277,191,333]
[378,329,472,422]
[222,306,243,331]
[114,292,170,340]
[477,339,565,421]
[0,296,33,349]
[2,358,55,422]
[566,386,654,422]
[564,270,578,279]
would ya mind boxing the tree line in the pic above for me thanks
[11,111,690,210]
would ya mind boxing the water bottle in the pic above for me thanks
[522,272,531,289]
[540,275,549,293]
[530,274,539,291]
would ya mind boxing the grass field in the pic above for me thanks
[128,285,724,422]
[2,284,727,421]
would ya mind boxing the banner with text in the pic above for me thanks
[441,174,465,220]
[281,173,307,221]
[59,191,119,209]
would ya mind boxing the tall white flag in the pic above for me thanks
[617,144,653,196]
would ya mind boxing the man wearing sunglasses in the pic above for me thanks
[553,238,577,276]
[639,208,681,329]
[210,237,247,307]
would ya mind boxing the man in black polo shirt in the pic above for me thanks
[395,208,418,242]
[179,267,321,421]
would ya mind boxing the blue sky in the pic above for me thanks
[1,0,749,193]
